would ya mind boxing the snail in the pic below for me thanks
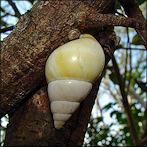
[68,29,81,40]
[45,33,105,129]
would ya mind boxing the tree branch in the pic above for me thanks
[109,49,142,145]
[1,0,117,119]
[85,12,145,30]
[119,0,147,48]
[126,28,132,96]
[4,68,104,146]
[0,26,14,33]
[7,0,21,18]
[128,86,146,109]
[116,47,146,51]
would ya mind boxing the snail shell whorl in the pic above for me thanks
[68,29,81,40]
[45,34,105,129]
[48,80,92,129]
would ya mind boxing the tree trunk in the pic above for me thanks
[1,0,116,118]
[119,0,147,48]
[2,0,146,146]
[2,0,116,146]
[4,77,105,146]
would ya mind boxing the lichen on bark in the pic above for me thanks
[2,0,146,146]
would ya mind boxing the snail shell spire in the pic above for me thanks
[45,34,105,129]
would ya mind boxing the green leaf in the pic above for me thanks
[131,34,142,45]
[97,116,103,122]
[135,79,147,92]
[107,65,114,71]
[103,103,114,111]
[109,72,118,84]
[137,0,146,5]
[28,0,35,5]
[1,20,8,27]
[0,7,5,12]
[110,110,117,118]
[116,111,122,120]
[0,126,6,131]
[1,13,8,18]
[117,2,121,9]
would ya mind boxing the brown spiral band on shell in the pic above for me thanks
[68,29,81,40]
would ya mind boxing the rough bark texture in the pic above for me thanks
[4,74,105,146]
[119,0,147,48]
[2,0,117,146]
[2,0,146,146]
[1,0,117,119]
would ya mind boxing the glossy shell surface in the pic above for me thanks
[45,34,105,129]
[45,34,105,83]
[48,79,92,129]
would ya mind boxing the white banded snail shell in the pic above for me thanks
[45,34,105,129]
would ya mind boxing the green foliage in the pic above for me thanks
[109,72,118,85]
[0,6,8,27]
[136,0,146,5]
[0,115,9,146]
[84,1,146,146]
[84,101,146,146]
[0,0,146,146]
[28,0,36,5]
[132,34,142,45]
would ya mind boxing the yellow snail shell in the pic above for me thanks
[45,34,105,129]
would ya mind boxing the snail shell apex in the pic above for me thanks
[48,79,92,129]
[45,34,105,129]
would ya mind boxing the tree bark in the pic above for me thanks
[1,0,145,118]
[1,0,117,119]
[2,0,146,146]
[4,73,105,146]
[2,0,117,146]
[119,0,147,48]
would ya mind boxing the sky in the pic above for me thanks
[1,0,33,40]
